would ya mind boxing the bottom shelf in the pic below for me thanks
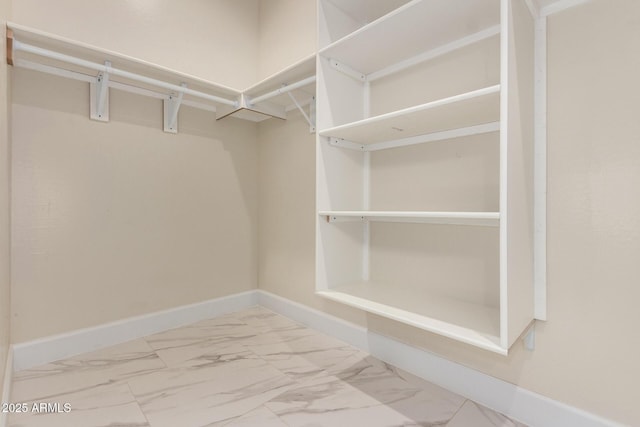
[317,281,505,354]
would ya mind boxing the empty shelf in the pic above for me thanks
[319,0,500,75]
[8,22,240,103]
[320,211,500,227]
[317,281,503,354]
[319,85,500,144]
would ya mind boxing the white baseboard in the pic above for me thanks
[0,346,13,427]
[9,288,621,427]
[257,290,622,427]
[12,290,258,372]
[256,290,369,350]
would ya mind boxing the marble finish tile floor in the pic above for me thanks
[9,306,527,427]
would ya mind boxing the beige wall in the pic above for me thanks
[10,0,260,89]
[11,69,258,342]
[257,1,640,425]
[0,0,11,399]
[257,0,316,80]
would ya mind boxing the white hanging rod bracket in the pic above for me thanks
[249,75,316,105]
[11,38,238,107]
[287,91,315,133]
[164,82,186,133]
[328,137,365,151]
[328,58,366,82]
[90,61,111,122]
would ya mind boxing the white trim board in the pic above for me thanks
[9,289,622,427]
[11,290,258,372]
[0,347,13,427]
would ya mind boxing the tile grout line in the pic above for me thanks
[125,381,153,427]
[444,399,470,426]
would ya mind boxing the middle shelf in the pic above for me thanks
[319,211,499,227]
[318,85,500,144]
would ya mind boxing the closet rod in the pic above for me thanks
[250,75,316,104]
[12,39,238,107]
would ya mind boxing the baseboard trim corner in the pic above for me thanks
[12,290,258,372]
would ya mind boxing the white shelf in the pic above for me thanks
[244,54,316,108]
[319,0,500,75]
[319,85,500,144]
[317,281,503,354]
[319,211,499,227]
[8,22,240,101]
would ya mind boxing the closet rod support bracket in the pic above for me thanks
[164,82,186,133]
[90,61,110,122]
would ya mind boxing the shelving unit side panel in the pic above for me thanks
[369,36,500,118]
[316,220,366,290]
[317,55,365,129]
[504,0,536,348]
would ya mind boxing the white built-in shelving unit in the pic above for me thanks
[316,0,542,354]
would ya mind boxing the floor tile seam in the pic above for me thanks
[125,380,153,427]
[444,398,471,426]
[262,404,294,427]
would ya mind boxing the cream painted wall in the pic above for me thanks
[257,0,316,80]
[0,0,11,397]
[10,0,260,89]
[257,0,640,425]
[11,69,258,342]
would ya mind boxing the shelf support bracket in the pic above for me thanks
[328,58,367,82]
[90,61,110,122]
[164,83,186,133]
[6,29,13,66]
[328,137,365,151]
[287,92,315,133]
[524,323,536,351]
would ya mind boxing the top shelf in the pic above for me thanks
[319,0,500,76]
[243,54,316,108]
[8,22,240,102]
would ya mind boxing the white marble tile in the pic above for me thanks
[127,349,295,427]
[266,354,465,427]
[446,401,528,427]
[216,406,288,427]
[144,315,258,367]
[8,383,149,427]
[11,339,165,402]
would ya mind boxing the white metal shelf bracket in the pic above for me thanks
[328,58,366,82]
[287,92,316,133]
[327,137,365,151]
[164,83,186,133]
[90,61,110,122]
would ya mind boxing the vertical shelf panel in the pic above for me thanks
[503,0,536,348]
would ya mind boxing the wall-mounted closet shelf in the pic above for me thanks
[319,85,500,144]
[320,211,499,227]
[6,22,317,132]
[216,55,316,128]
[317,282,503,354]
[319,0,500,76]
